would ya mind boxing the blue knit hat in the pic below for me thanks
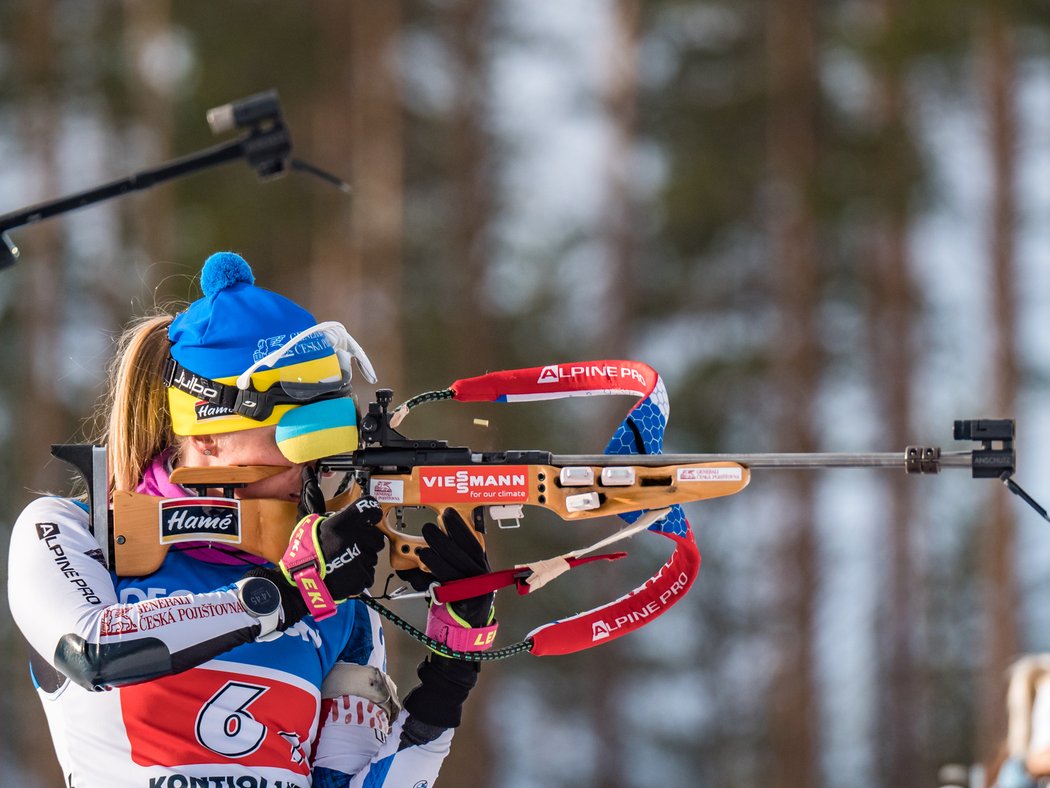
[167,252,368,462]
[169,252,333,377]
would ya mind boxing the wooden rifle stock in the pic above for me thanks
[109,461,753,576]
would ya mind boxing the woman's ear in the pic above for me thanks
[185,434,221,463]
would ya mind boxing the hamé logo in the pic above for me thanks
[159,498,242,544]
[195,400,237,422]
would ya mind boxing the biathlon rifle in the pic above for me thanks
[52,360,1046,660]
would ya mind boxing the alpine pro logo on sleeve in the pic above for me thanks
[35,522,102,604]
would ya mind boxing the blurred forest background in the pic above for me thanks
[2,1,1050,786]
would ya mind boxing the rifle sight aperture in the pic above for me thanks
[953,419,1014,443]
[952,418,1015,479]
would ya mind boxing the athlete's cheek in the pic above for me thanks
[262,467,304,501]
[236,473,297,501]
[280,467,305,497]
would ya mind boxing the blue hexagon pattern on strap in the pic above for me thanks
[604,391,689,538]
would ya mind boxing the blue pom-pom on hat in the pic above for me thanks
[170,251,321,379]
[200,251,254,297]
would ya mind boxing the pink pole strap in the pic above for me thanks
[425,603,499,651]
[281,513,338,621]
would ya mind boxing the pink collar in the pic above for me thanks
[136,450,267,567]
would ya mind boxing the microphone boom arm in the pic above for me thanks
[0,89,346,271]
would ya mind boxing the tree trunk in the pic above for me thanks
[597,0,640,359]
[977,6,1020,769]
[870,209,925,788]
[7,1,68,784]
[436,2,498,782]
[766,0,821,784]
[867,3,925,784]
[123,0,176,274]
[309,0,405,396]
[590,5,642,787]
[446,0,497,377]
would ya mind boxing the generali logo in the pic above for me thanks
[418,466,529,503]
[677,467,743,483]
[370,479,404,504]
[100,605,138,636]
[159,497,242,544]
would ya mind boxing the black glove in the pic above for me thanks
[309,495,386,600]
[403,654,480,732]
[399,508,492,734]
[396,508,494,627]
[246,496,385,628]
[297,465,327,519]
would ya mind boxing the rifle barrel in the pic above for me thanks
[550,450,976,470]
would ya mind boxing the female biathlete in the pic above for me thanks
[8,252,493,787]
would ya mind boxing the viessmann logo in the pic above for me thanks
[418,466,529,503]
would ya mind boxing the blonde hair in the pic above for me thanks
[1005,654,1050,757]
[92,313,179,492]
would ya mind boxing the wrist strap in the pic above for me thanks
[425,602,498,652]
[280,513,338,621]
[233,578,282,637]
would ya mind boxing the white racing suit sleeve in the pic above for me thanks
[8,497,267,691]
